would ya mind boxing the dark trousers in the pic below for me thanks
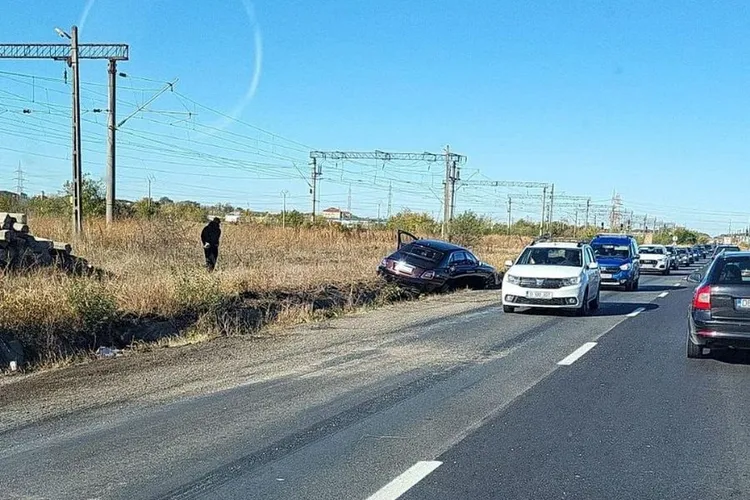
[204,245,219,272]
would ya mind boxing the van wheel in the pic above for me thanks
[503,305,515,313]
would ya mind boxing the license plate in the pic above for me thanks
[601,273,613,279]
[526,291,553,299]
[395,262,414,274]
[736,299,750,309]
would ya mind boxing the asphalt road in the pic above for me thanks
[3,260,747,500]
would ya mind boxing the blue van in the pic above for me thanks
[590,233,641,291]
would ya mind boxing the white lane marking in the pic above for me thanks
[627,307,646,318]
[658,292,669,298]
[557,342,597,366]
[367,461,443,500]
[674,282,681,287]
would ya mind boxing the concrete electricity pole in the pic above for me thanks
[442,145,452,238]
[540,186,547,236]
[281,190,289,229]
[310,157,319,223]
[64,26,84,236]
[507,195,512,235]
[585,198,591,228]
[106,58,117,224]
[547,184,555,232]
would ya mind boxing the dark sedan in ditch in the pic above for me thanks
[377,231,499,292]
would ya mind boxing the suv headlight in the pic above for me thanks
[506,274,521,285]
[620,263,631,271]
[562,276,581,286]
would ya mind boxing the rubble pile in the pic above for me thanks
[0,213,91,273]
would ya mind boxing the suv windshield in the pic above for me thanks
[640,247,664,255]
[709,256,750,284]
[517,247,582,267]
[592,244,630,259]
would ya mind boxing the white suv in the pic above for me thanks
[502,239,601,316]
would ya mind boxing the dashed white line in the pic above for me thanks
[658,292,669,298]
[557,342,597,366]
[367,461,443,500]
[674,282,681,287]
[627,307,646,318]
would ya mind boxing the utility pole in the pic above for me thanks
[507,195,512,235]
[548,184,555,232]
[584,198,590,228]
[146,175,154,217]
[377,202,381,222]
[105,58,117,225]
[70,26,83,236]
[387,181,392,219]
[281,190,288,229]
[442,145,452,239]
[540,186,547,235]
[310,157,319,223]
[574,208,579,237]
[449,157,459,229]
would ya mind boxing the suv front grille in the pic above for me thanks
[519,278,565,289]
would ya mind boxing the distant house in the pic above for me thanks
[322,207,353,222]
[224,212,241,224]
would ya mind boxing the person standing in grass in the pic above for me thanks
[201,217,222,272]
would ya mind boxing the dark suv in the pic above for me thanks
[687,251,750,358]
[590,233,641,291]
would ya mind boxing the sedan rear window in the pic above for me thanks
[399,243,444,263]
[710,257,750,285]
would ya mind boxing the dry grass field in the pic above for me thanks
[0,217,529,367]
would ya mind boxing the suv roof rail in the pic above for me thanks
[532,235,587,247]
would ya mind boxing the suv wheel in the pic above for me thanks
[687,334,704,359]
[632,279,639,291]
[503,305,515,313]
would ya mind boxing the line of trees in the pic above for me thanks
[0,177,711,244]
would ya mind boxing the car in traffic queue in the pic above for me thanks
[590,233,641,291]
[502,238,601,316]
[675,247,691,267]
[377,230,499,292]
[638,244,671,275]
[687,251,750,358]
[665,245,680,270]
[711,244,741,260]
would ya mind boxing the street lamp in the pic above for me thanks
[54,27,71,39]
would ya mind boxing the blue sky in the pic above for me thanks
[1,0,750,235]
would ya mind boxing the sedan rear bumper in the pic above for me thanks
[377,268,442,291]
[689,314,750,349]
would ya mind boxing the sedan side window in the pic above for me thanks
[449,252,466,265]
[465,252,479,265]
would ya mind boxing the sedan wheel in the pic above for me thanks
[576,289,590,316]
[687,334,704,359]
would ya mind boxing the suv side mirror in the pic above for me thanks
[687,271,703,283]
[634,254,640,260]
[504,260,514,267]
[587,262,599,270]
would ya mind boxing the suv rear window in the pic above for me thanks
[710,256,750,285]
[517,247,582,267]
[640,246,664,254]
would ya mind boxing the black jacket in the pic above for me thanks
[201,221,221,247]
